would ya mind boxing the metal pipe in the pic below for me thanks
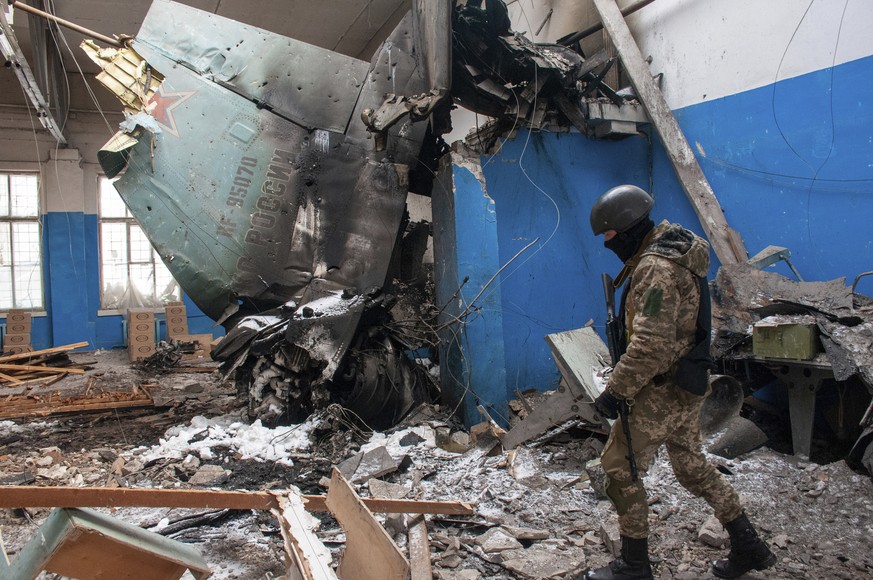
[12,1,123,48]
[558,0,658,46]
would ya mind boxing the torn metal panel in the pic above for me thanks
[81,40,164,110]
[133,0,369,135]
[412,0,452,93]
[85,0,437,427]
[712,264,853,350]
[501,327,609,450]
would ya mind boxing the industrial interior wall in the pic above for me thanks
[0,110,220,351]
[631,0,873,284]
[435,132,652,427]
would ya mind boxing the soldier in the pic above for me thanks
[582,185,776,580]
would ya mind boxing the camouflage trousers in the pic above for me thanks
[600,379,743,539]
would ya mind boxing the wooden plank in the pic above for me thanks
[0,486,474,515]
[0,363,84,374]
[302,495,473,515]
[0,398,154,419]
[0,528,9,568]
[325,468,410,580]
[408,515,433,580]
[0,371,22,384]
[271,493,339,580]
[0,342,90,363]
[591,0,747,266]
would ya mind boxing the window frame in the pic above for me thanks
[97,176,180,312]
[0,171,45,312]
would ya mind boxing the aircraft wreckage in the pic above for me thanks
[71,0,627,428]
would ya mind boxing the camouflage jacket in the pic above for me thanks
[608,221,710,400]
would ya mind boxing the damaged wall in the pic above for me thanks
[435,0,873,426]
[434,131,651,427]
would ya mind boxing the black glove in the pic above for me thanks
[594,388,622,420]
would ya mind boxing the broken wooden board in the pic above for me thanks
[326,467,410,580]
[271,492,338,580]
[0,363,84,374]
[0,342,90,363]
[4,507,210,580]
[408,514,433,580]
[0,486,474,515]
[0,390,153,419]
[0,528,9,568]
[501,326,609,449]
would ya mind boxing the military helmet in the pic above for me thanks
[589,184,654,235]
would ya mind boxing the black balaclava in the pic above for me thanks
[604,217,654,263]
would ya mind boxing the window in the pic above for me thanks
[98,177,180,310]
[0,173,43,310]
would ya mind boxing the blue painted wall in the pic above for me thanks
[666,54,873,283]
[435,132,652,426]
[6,211,223,352]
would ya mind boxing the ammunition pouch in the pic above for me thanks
[675,274,715,395]
[675,341,715,395]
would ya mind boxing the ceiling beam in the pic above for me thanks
[0,2,66,143]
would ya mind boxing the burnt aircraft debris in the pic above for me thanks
[77,0,629,427]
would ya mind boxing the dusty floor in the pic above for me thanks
[1,349,873,579]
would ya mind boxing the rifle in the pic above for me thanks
[602,273,639,482]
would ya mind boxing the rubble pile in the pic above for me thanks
[2,352,873,580]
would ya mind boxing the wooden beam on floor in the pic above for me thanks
[408,514,433,580]
[0,397,154,419]
[0,342,89,364]
[0,363,84,374]
[0,486,475,515]
[325,468,410,580]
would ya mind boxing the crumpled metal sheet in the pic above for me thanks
[713,263,872,390]
[95,0,439,426]
[134,0,368,134]
[712,264,853,346]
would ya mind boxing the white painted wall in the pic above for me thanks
[628,0,873,109]
[506,0,873,111]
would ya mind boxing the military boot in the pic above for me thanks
[712,512,777,578]
[583,536,653,580]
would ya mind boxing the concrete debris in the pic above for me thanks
[367,479,410,500]
[698,516,729,548]
[436,428,473,453]
[2,351,873,579]
[476,527,523,553]
[188,465,230,486]
[338,446,400,484]
[503,543,587,579]
[508,447,550,489]
[599,518,622,558]
[500,525,551,541]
